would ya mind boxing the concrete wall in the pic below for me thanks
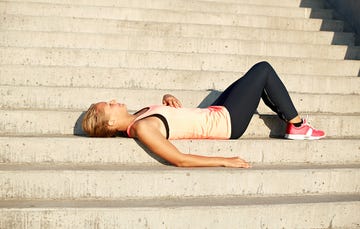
[326,0,360,44]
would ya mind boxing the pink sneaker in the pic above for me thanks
[285,119,325,140]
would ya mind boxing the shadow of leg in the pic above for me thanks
[258,115,287,139]
[197,90,222,108]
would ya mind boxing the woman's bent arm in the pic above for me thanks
[162,94,182,108]
[132,119,250,168]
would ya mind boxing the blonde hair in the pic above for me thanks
[82,103,117,137]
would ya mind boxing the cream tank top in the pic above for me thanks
[126,105,232,139]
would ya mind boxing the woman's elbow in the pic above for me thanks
[172,158,193,167]
[170,157,188,167]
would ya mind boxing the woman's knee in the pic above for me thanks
[255,61,278,81]
[253,61,273,72]
[246,61,273,83]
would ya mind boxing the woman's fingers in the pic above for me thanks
[163,99,178,107]
[170,99,181,108]
[163,94,182,108]
[226,157,251,168]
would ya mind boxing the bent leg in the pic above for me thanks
[212,61,298,139]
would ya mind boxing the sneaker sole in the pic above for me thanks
[284,134,326,140]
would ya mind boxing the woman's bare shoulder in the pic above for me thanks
[130,116,167,138]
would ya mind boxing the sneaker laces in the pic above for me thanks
[303,116,318,130]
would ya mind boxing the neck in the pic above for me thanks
[114,108,148,132]
[116,113,137,132]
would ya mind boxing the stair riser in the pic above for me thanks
[3,31,359,60]
[1,86,359,114]
[0,111,358,137]
[1,137,359,165]
[0,202,358,229]
[7,0,330,17]
[0,168,358,199]
[1,15,354,45]
[1,66,359,94]
[11,0,326,8]
[1,48,359,76]
[1,2,342,31]
[197,0,326,8]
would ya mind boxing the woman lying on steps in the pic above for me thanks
[82,61,325,168]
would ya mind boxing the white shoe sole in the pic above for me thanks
[284,134,325,140]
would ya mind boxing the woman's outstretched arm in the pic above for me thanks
[131,117,250,168]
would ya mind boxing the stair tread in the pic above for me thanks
[4,0,329,12]
[0,194,359,208]
[3,45,360,60]
[0,163,359,171]
[3,30,357,48]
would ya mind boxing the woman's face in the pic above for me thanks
[95,99,128,121]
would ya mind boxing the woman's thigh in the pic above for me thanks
[212,62,270,138]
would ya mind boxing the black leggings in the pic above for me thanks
[211,61,298,139]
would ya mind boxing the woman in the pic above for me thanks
[82,61,325,168]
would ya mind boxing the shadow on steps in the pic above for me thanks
[73,112,86,136]
[302,0,360,60]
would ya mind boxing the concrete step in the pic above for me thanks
[2,14,355,45]
[0,195,359,228]
[1,86,359,114]
[0,2,343,32]
[0,110,358,137]
[1,137,359,166]
[0,164,359,200]
[188,0,326,8]
[3,31,360,60]
[4,0,325,10]
[1,65,360,94]
[5,0,334,19]
[1,47,360,76]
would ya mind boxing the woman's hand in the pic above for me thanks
[162,94,182,108]
[223,157,251,168]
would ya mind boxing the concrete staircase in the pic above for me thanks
[0,0,360,228]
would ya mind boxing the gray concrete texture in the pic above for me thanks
[0,2,345,31]
[1,137,359,165]
[0,164,359,200]
[1,14,356,45]
[2,31,360,60]
[1,0,335,19]
[0,196,359,229]
[2,47,360,76]
[3,0,328,10]
[1,66,360,94]
[1,86,359,113]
